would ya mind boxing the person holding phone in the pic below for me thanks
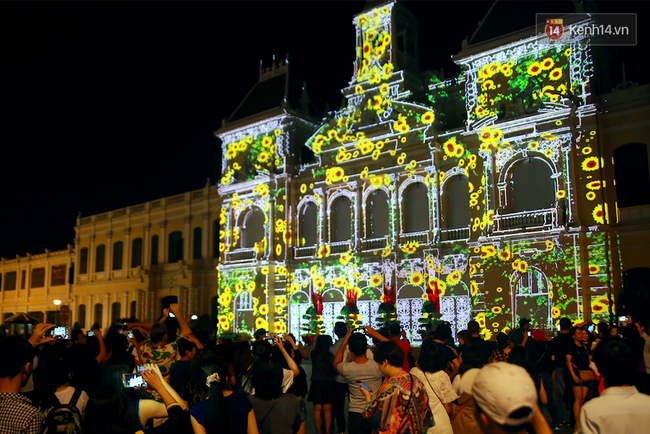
[360,341,433,434]
[334,331,383,434]
[140,303,192,382]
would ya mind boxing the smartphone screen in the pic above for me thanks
[619,316,627,322]
[265,337,276,345]
[356,381,372,393]
[127,331,134,339]
[52,327,69,340]
[123,373,148,388]
[87,330,95,337]
[587,324,595,333]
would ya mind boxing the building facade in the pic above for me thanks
[1,1,648,339]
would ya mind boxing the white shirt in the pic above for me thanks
[579,386,650,434]
[43,386,89,418]
[411,367,459,434]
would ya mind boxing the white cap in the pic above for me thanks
[471,363,537,426]
[460,368,480,395]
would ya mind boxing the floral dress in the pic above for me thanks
[139,337,180,381]
[362,371,433,434]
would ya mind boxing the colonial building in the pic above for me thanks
[1,1,648,340]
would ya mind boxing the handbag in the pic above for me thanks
[578,369,597,382]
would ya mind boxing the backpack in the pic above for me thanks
[43,387,83,434]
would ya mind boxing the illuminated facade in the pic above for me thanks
[2,1,648,339]
[214,0,639,343]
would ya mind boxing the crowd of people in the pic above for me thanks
[1,304,649,434]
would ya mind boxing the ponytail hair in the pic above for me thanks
[199,357,232,434]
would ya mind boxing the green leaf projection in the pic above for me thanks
[214,2,616,342]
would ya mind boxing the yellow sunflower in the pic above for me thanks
[581,157,600,171]
[410,273,424,286]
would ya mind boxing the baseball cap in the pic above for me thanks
[531,329,545,342]
[472,363,537,426]
[254,328,267,339]
[460,368,480,395]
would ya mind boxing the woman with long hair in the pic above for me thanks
[566,327,595,433]
[411,342,459,434]
[250,357,301,434]
[38,359,89,417]
[189,357,258,434]
[307,335,336,434]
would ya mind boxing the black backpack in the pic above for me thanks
[43,387,83,434]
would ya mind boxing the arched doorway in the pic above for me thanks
[512,267,552,330]
[439,281,471,342]
[396,284,425,346]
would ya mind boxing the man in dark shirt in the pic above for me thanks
[468,320,494,365]
[0,324,55,434]
[551,317,573,425]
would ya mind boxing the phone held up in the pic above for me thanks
[356,381,372,393]
[87,330,95,337]
[50,326,69,340]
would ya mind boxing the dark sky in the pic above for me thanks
[0,0,645,258]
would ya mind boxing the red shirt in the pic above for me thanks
[392,338,412,372]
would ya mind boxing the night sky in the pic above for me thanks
[1,0,645,259]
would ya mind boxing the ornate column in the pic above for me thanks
[87,294,94,329]
[179,286,188,318]
[183,215,192,261]
[122,292,129,318]
[124,227,132,273]
[188,286,197,318]
[143,223,151,267]
[159,220,167,264]
[73,237,81,285]
[106,230,113,279]
[88,235,96,282]
[103,293,110,328]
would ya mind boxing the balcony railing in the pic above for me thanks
[440,227,470,241]
[295,245,316,259]
[330,241,351,255]
[225,248,257,263]
[363,236,388,250]
[399,231,429,245]
[493,208,557,233]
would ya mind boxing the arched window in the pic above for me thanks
[113,241,123,270]
[403,182,429,233]
[330,196,352,242]
[131,238,143,268]
[95,244,105,272]
[193,227,202,259]
[94,303,103,328]
[514,268,551,329]
[111,302,121,322]
[299,202,318,246]
[151,235,159,265]
[234,292,254,332]
[77,304,86,329]
[320,289,345,338]
[396,285,425,346]
[79,247,88,274]
[289,291,312,338]
[366,190,389,239]
[242,208,265,248]
[444,175,470,228]
[168,231,183,263]
[614,143,650,207]
[508,158,554,213]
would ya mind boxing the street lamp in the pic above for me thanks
[53,299,61,306]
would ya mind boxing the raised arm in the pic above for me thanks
[169,303,191,337]
[333,332,351,369]
[362,326,389,342]
[278,336,300,377]
[94,327,107,365]
[28,323,56,348]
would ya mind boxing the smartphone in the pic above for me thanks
[122,373,148,388]
[356,381,372,393]
[126,331,134,339]
[87,330,95,337]
[168,313,176,318]
[52,326,69,340]
[265,337,276,345]
[619,316,628,322]
[557,325,561,332]
[587,324,595,333]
